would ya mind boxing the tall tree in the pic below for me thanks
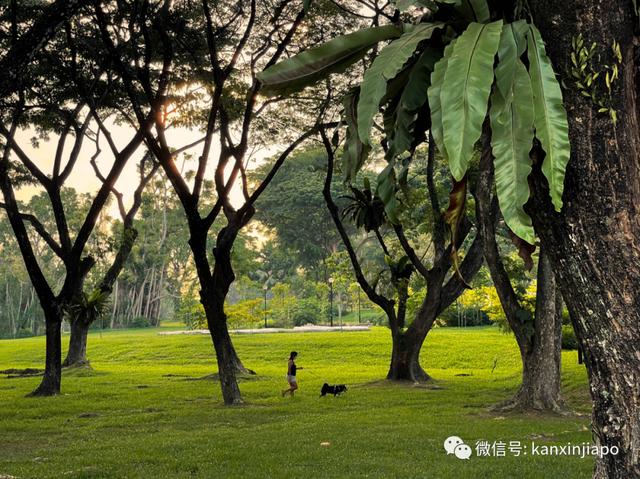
[476,140,565,412]
[63,154,159,368]
[0,1,150,394]
[526,1,640,476]
[321,129,483,381]
[93,0,355,404]
[251,147,348,279]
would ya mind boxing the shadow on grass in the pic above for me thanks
[0,368,43,378]
[177,372,264,382]
[356,378,445,390]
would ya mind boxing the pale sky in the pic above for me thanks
[13,119,279,220]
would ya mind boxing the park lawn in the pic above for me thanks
[0,326,593,479]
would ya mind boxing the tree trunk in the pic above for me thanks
[28,307,62,396]
[387,330,431,382]
[384,253,483,382]
[62,319,90,368]
[205,286,253,376]
[386,276,444,383]
[201,292,244,405]
[190,225,252,405]
[495,252,565,412]
[528,1,640,476]
[476,133,565,412]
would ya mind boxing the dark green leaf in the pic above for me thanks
[427,39,457,162]
[456,0,490,23]
[376,161,400,223]
[490,22,535,244]
[257,25,402,96]
[441,21,502,180]
[358,23,443,145]
[527,24,571,212]
[387,47,441,159]
[342,90,371,183]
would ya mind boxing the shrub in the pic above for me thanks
[291,298,322,326]
[226,298,264,329]
[562,325,579,350]
[130,316,152,328]
[176,297,206,329]
[437,303,492,327]
[368,312,389,327]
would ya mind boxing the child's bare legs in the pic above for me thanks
[282,380,298,397]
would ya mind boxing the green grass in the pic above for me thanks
[0,325,593,478]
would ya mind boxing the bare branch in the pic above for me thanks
[426,132,446,260]
[393,223,431,278]
[59,111,92,183]
[0,123,55,303]
[53,103,85,179]
[0,122,50,187]
[320,126,395,316]
[0,202,64,259]
[89,151,126,221]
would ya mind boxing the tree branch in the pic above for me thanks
[393,223,431,277]
[0,202,64,259]
[427,132,446,260]
[475,127,527,335]
[0,0,92,98]
[320,126,396,317]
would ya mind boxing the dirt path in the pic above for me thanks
[159,324,371,335]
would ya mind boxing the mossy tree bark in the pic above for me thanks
[528,1,640,475]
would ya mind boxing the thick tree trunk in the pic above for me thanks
[526,255,564,410]
[201,292,244,405]
[476,133,565,412]
[528,1,640,476]
[496,253,565,412]
[385,249,484,382]
[62,319,90,368]
[190,225,251,405]
[386,282,440,383]
[28,308,62,396]
[387,330,431,382]
[203,283,253,376]
[385,282,433,383]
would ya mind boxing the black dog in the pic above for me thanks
[320,383,347,397]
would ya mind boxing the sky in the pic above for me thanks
[13,120,279,220]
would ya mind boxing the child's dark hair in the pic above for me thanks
[289,351,298,360]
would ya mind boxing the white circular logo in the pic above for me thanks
[454,443,472,460]
[444,436,464,455]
